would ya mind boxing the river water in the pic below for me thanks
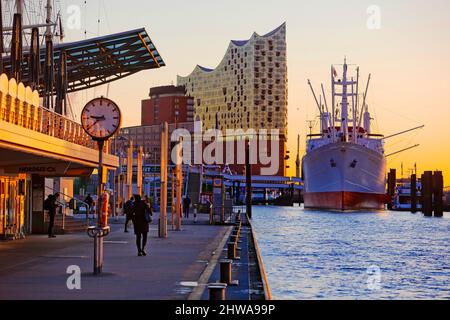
[251,206,450,300]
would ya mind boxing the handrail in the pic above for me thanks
[45,186,91,226]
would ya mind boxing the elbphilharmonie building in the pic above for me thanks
[177,23,288,175]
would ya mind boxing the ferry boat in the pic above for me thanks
[302,59,390,211]
[392,178,422,211]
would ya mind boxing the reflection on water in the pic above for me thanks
[251,206,450,300]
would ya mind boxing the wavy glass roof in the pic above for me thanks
[182,23,285,77]
[3,28,165,94]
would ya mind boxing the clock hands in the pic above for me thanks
[90,115,106,120]
[86,115,106,131]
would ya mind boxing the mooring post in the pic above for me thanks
[220,259,239,286]
[208,283,227,300]
[411,174,417,213]
[433,171,444,217]
[227,241,238,260]
[245,139,252,219]
[422,171,433,217]
[387,169,396,210]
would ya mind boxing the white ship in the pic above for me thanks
[302,59,389,210]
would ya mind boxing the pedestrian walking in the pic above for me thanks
[124,196,134,233]
[131,195,152,256]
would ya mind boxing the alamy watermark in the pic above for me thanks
[66,265,82,290]
[169,121,281,176]
[66,5,82,30]
[366,265,382,291]
[367,5,382,30]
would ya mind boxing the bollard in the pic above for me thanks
[208,283,227,300]
[230,234,239,244]
[234,226,241,238]
[227,241,239,260]
[220,259,239,286]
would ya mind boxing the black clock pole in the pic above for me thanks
[87,138,110,275]
[97,139,105,226]
[82,97,120,275]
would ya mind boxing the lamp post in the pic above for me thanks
[115,135,130,215]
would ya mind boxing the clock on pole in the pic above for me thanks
[81,97,122,140]
[81,96,122,275]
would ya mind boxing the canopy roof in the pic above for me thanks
[3,28,165,93]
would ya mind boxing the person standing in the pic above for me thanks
[84,194,93,216]
[131,195,152,256]
[183,195,191,219]
[47,193,60,238]
[124,196,134,233]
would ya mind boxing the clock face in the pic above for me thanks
[81,97,122,140]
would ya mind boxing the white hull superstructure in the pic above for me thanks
[302,60,389,211]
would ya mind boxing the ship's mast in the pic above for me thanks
[351,77,357,143]
[341,59,349,142]
[331,66,336,141]
[15,0,24,15]
[45,0,53,41]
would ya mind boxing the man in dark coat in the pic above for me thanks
[47,193,60,238]
[183,195,191,219]
[84,194,93,214]
[123,196,134,233]
[131,195,152,256]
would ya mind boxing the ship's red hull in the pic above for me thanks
[304,191,390,211]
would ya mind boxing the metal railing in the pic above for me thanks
[0,76,108,152]
[45,186,92,229]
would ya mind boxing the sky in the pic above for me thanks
[61,0,450,183]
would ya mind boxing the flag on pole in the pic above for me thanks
[332,66,338,77]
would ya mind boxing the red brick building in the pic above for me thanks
[141,85,194,126]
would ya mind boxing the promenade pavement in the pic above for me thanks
[0,214,230,300]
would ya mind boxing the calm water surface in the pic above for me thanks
[251,206,450,300]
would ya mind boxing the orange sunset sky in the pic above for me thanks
[62,0,450,184]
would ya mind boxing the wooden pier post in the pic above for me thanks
[387,169,396,210]
[410,174,417,213]
[159,122,168,238]
[136,146,143,196]
[245,139,252,219]
[421,171,433,217]
[175,136,183,230]
[126,140,133,201]
[433,171,444,217]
